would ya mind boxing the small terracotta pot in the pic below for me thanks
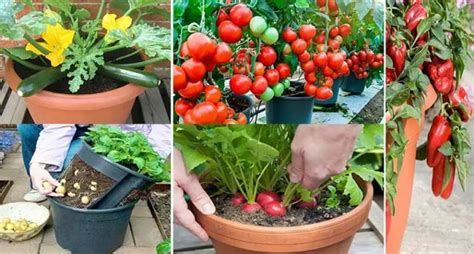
[4,58,145,123]
[193,179,373,254]
[386,84,437,253]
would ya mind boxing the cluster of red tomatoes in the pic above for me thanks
[346,48,384,79]
[217,4,254,44]
[316,0,339,15]
[174,32,247,124]
[281,23,351,100]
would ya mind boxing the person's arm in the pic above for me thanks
[174,148,215,241]
[288,124,362,190]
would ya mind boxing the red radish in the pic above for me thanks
[230,193,246,206]
[297,198,317,209]
[256,191,281,206]
[241,202,261,213]
[263,201,286,217]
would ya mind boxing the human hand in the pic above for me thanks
[173,148,215,241]
[30,163,63,197]
[288,125,362,190]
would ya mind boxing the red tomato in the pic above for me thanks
[214,42,233,64]
[301,61,315,73]
[233,64,250,75]
[375,53,383,62]
[331,72,338,80]
[328,0,338,11]
[321,77,334,88]
[315,86,333,100]
[186,33,217,61]
[304,83,317,96]
[314,52,328,68]
[173,65,187,91]
[175,98,194,117]
[282,27,298,43]
[180,41,189,58]
[264,69,280,86]
[328,39,340,50]
[339,24,351,37]
[358,50,367,61]
[230,74,252,95]
[216,9,229,27]
[328,53,344,70]
[251,76,269,95]
[323,66,334,77]
[191,102,217,124]
[346,59,353,68]
[371,61,382,68]
[181,58,206,82]
[316,44,326,53]
[329,27,339,38]
[299,24,317,40]
[254,62,266,76]
[298,51,311,63]
[366,50,375,63]
[276,63,291,79]
[248,40,256,48]
[236,113,247,124]
[350,54,359,64]
[229,4,253,27]
[314,34,325,44]
[202,58,216,72]
[215,102,228,123]
[204,86,222,103]
[291,39,307,55]
[179,81,204,99]
[338,61,350,76]
[223,119,239,124]
[257,46,277,66]
[183,110,195,124]
[218,20,243,43]
[304,72,317,83]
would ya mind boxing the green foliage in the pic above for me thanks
[61,45,104,92]
[83,125,169,183]
[156,239,171,254]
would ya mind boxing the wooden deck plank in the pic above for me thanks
[368,200,384,241]
[138,87,170,124]
[350,231,384,254]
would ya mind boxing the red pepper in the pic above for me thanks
[387,41,407,77]
[448,86,473,122]
[441,159,456,199]
[405,4,427,32]
[426,116,452,167]
[385,22,391,43]
[431,155,445,197]
[386,69,396,85]
[426,58,455,95]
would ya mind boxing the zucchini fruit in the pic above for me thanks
[17,68,66,97]
[98,64,161,88]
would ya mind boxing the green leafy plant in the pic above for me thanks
[156,239,171,254]
[82,125,170,183]
[0,0,171,96]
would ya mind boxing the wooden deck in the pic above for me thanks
[174,199,384,254]
[0,66,171,124]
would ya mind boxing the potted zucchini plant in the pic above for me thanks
[174,124,383,253]
[0,0,170,123]
[49,125,170,253]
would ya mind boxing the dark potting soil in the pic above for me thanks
[14,48,142,95]
[212,191,354,227]
[282,82,308,97]
[150,190,171,238]
[350,89,384,124]
[226,95,250,113]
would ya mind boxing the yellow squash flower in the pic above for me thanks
[26,23,75,67]
[102,14,132,43]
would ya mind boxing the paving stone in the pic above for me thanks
[39,244,71,254]
[132,204,153,218]
[130,217,162,247]
[114,246,156,254]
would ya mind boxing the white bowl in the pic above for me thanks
[0,202,50,241]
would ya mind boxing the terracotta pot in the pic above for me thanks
[386,84,437,254]
[4,58,145,123]
[193,179,373,254]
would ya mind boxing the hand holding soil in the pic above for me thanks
[30,163,62,197]
[173,148,215,242]
[288,125,362,189]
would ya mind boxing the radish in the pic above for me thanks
[241,202,261,213]
[263,201,286,217]
[297,198,317,209]
[230,193,246,206]
[256,191,281,206]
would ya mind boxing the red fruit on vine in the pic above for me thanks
[328,39,340,50]
[304,83,317,96]
[263,201,286,217]
[257,46,277,66]
[218,20,243,43]
[230,74,252,95]
[215,102,228,123]
[181,58,206,82]
[282,43,292,55]
[175,98,194,117]
[291,39,307,55]
[180,41,190,58]
[254,62,266,76]
[204,85,222,103]
[173,65,187,91]
[328,53,344,70]
[190,102,217,124]
[299,24,317,40]
[256,191,281,206]
[314,34,325,44]
[323,66,334,77]
[251,76,268,96]
[186,33,217,61]
[241,202,261,213]
[178,81,204,99]
[223,119,239,124]
[315,86,333,100]
[276,63,291,79]
[282,27,298,43]
[183,110,195,124]
[216,9,229,27]
[329,27,339,38]
[264,69,280,86]
[305,72,317,84]
[298,51,311,63]
[314,52,328,68]
[339,24,351,37]
[229,4,253,27]
[230,193,246,206]
[301,60,315,73]
[214,42,233,64]
[236,113,247,124]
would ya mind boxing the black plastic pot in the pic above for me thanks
[265,82,314,124]
[49,197,134,254]
[341,73,367,94]
[228,94,254,121]
[314,77,346,106]
[77,142,154,209]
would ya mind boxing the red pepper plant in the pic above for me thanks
[174,125,383,217]
[386,0,473,223]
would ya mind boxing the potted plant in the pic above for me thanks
[385,1,473,252]
[174,124,383,253]
[0,0,170,123]
[48,125,170,253]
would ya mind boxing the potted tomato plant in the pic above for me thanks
[385,1,473,252]
[0,0,170,123]
[174,124,384,253]
[48,125,170,253]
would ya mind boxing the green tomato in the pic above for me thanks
[273,83,285,97]
[260,87,275,102]
[282,79,290,89]
[261,27,279,45]
[249,16,267,36]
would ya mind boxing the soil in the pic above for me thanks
[282,81,309,97]
[350,89,384,124]
[226,95,250,113]
[212,190,354,227]
[53,156,115,209]
[150,190,171,238]
[14,48,143,95]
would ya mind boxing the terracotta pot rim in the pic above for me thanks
[199,180,373,233]
[5,58,146,110]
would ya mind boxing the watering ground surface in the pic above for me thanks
[14,48,142,95]
[212,191,353,227]
[226,95,250,113]
[54,156,115,208]
[350,89,384,124]
[150,190,170,237]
